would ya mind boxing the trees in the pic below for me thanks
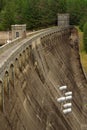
[1,0,87,30]
[79,16,87,31]
[2,0,86,30]
[0,0,7,11]
[66,0,87,26]
[0,0,17,30]
[83,22,87,53]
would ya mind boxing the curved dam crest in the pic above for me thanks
[0,26,87,130]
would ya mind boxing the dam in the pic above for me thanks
[0,25,87,130]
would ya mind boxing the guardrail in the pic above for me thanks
[0,27,58,55]
[0,26,70,79]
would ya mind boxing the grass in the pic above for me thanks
[80,51,87,73]
[78,28,87,73]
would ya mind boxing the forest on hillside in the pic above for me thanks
[0,0,87,30]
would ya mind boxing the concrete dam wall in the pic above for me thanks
[0,27,87,130]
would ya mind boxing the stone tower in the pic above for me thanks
[58,13,69,26]
[11,24,26,40]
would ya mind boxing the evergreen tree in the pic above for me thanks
[67,0,87,25]
[0,0,72,30]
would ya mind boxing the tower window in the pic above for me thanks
[16,32,19,38]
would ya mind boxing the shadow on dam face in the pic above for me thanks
[0,27,87,130]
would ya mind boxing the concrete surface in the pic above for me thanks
[0,26,87,130]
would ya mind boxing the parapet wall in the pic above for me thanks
[0,26,87,130]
